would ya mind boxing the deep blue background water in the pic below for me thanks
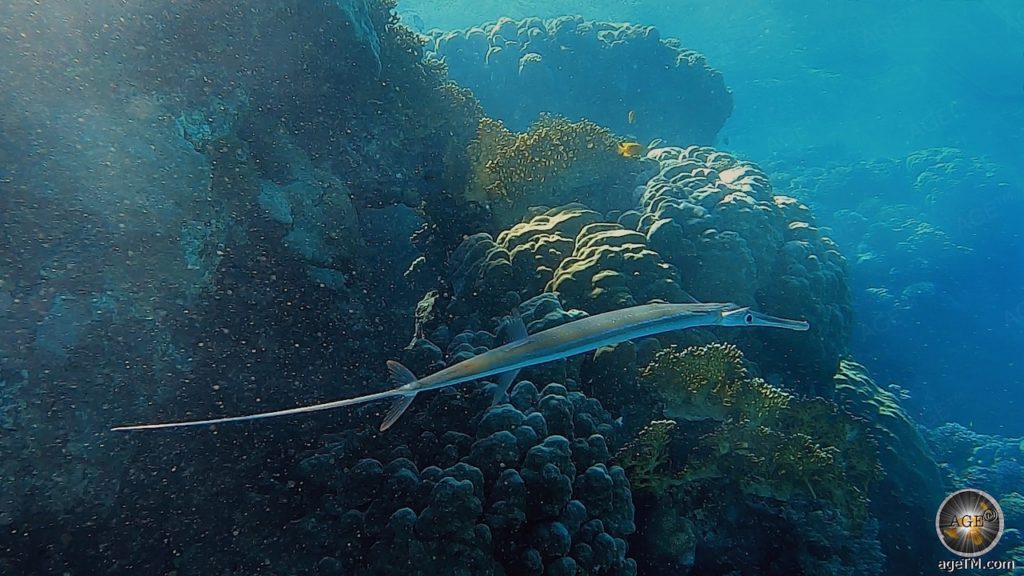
[403,0,1024,436]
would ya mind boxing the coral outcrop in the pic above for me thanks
[638,146,852,386]
[435,145,852,388]
[429,16,732,145]
[832,359,946,571]
[0,0,483,574]
[614,344,883,575]
[284,378,637,576]
[462,115,642,230]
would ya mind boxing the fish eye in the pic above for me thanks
[745,313,753,324]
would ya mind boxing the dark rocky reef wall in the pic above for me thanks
[428,16,733,146]
[0,0,479,573]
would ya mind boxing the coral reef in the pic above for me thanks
[2,1,961,574]
[923,422,1024,504]
[280,377,637,575]
[638,146,852,387]
[614,344,883,575]
[921,422,1024,572]
[462,115,642,230]
[832,360,946,571]
[770,148,1023,416]
[443,142,852,386]
[436,145,851,391]
[429,16,733,145]
[636,344,879,522]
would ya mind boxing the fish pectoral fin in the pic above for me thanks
[491,369,520,406]
[380,392,417,432]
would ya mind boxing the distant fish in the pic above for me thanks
[617,141,643,158]
[627,110,636,125]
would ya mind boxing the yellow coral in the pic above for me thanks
[641,343,753,421]
[639,343,880,525]
[463,114,633,229]
[613,420,684,494]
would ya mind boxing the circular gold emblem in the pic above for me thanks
[935,488,1004,557]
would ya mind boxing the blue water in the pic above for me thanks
[1,1,1022,575]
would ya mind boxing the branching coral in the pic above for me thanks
[636,343,880,524]
[612,420,682,494]
[640,343,752,422]
[463,115,639,230]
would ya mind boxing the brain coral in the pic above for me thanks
[429,16,733,145]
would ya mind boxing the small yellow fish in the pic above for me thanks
[618,141,643,158]
[627,110,636,124]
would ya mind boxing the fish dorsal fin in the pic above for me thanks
[505,308,528,343]
[387,360,417,387]
[380,392,417,432]
[679,290,700,304]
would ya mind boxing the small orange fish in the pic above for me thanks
[618,141,643,158]
[627,110,636,124]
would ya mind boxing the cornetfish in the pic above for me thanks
[111,302,809,433]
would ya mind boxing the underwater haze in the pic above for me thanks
[1,0,1023,575]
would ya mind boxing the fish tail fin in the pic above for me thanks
[110,388,401,432]
[380,360,419,431]
[380,392,417,431]
[112,360,422,433]
[490,368,520,406]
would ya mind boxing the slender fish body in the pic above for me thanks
[111,302,809,432]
